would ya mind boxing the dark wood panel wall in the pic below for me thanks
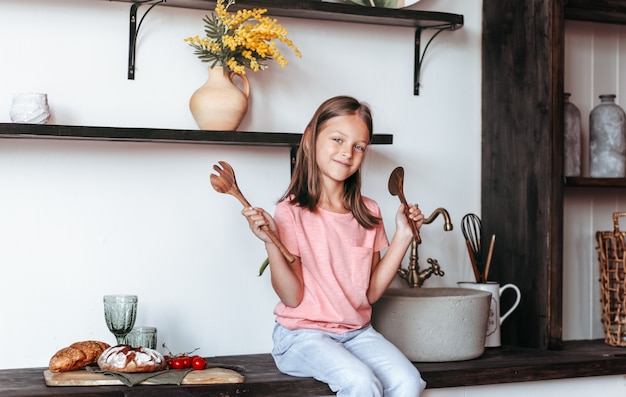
[481,0,564,349]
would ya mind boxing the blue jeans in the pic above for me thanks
[271,323,427,397]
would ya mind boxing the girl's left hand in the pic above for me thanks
[395,203,424,236]
[406,203,424,228]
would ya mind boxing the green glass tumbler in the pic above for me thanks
[103,294,138,345]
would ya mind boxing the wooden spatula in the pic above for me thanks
[388,166,421,244]
[210,161,295,263]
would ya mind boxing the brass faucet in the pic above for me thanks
[397,207,452,287]
[424,207,453,231]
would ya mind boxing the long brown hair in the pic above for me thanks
[279,96,380,228]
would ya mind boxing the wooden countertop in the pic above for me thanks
[2,340,626,396]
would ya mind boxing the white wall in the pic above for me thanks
[0,0,481,369]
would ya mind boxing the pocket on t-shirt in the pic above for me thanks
[344,246,373,290]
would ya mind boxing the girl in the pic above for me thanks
[242,96,427,396]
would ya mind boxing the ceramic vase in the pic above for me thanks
[189,66,250,131]
[589,94,626,177]
[9,92,50,124]
[563,93,582,177]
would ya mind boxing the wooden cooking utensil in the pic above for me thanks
[465,240,482,283]
[483,234,496,282]
[388,166,421,244]
[210,161,295,263]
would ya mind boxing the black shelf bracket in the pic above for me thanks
[128,0,166,80]
[414,25,454,95]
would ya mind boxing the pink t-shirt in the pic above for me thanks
[272,197,389,333]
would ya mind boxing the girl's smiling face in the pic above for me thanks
[315,114,370,184]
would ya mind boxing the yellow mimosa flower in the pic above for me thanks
[185,0,301,74]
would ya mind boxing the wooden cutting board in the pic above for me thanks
[43,368,244,386]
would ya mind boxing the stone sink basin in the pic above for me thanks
[371,287,491,362]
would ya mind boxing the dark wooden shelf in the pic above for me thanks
[119,0,463,91]
[564,176,626,188]
[116,0,464,29]
[565,0,626,25]
[0,123,393,147]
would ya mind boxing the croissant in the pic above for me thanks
[49,340,110,373]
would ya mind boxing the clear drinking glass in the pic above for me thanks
[103,294,138,345]
[125,326,157,349]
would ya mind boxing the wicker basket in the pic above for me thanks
[596,212,626,346]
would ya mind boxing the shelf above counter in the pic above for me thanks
[564,176,626,188]
[0,123,288,147]
[113,0,463,93]
[0,123,392,146]
[0,123,393,171]
[111,0,464,28]
[565,0,626,25]
[563,4,626,185]
[0,123,296,146]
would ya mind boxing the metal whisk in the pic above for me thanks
[461,213,482,282]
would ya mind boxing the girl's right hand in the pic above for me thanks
[241,207,276,243]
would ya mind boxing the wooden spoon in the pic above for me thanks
[483,234,496,282]
[210,161,295,263]
[388,166,421,244]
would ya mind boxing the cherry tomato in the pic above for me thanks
[164,355,173,368]
[170,357,186,370]
[182,356,192,369]
[191,356,206,370]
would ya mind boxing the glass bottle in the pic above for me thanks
[563,93,582,177]
[589,94,626,178]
